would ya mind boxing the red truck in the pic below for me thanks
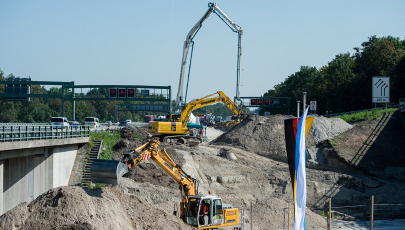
[144,115,157,123]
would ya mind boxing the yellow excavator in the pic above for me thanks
[148,91,247,143]
[91,139,240,229]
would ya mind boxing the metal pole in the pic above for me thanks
[296,101,300,127]
[168,85,172,112]
[236,32,242,100]
[287,202,290,230]
[242,208,244,230]
[62,85,65,117]
[72,81,75,121]
[329,198,332,230]
[371,195,374,230]
[303,92,307,113]
[250,201,253,230]
[115,105,118,123]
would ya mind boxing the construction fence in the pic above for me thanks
[232,196,405,230]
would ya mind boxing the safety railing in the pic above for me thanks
[0,125,90,142]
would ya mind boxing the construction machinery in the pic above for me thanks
[149,91,246,143]
[175,2,243,111]
[91,139,240,229]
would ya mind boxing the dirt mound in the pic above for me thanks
[111,138,143,161]
[112,127,153,161]
[0,186,194,230]
[120,126,151,140]
[211,115,352,162]
[249,198,327,229]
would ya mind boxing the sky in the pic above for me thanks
[1,0,404,104]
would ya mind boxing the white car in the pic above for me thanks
[126,120,132,124]
[83,117,100,128]
[50,117,69,129]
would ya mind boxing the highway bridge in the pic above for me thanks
[0,125,90,214]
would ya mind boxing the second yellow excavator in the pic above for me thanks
[148,91,249,144]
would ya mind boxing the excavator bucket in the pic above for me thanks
[90,159,128,185]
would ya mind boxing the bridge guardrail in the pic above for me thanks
[0,125,90,142]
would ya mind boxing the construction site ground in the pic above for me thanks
[1,112,405,230]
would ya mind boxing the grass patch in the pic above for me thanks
[336,108,396,122]
[86,183,105,189]
[90,131,121,160]
[330,138,337,146]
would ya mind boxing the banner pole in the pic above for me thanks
[297,101,300,127]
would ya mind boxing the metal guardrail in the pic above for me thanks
[0,125,90,142]
[324,104,399,118]
[0,123,49,126]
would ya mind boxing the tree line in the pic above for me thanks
[261,35,405,115]
[1,35,404,122]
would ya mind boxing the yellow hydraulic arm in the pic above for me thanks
[179,91,244,129]
[124,139,198,220]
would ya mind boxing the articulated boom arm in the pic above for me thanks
[127,139,197,197]
[179,91,244,129]
[176,2,243,111]
[125,139,198,219]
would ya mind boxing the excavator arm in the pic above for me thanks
[117,139,198,220]
[179,91,244,129]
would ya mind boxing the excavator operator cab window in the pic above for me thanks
[198,199,212,227]
[212,199,224,225]
[170,114,181,122]
[186,198,200,226]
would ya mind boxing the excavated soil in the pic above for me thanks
[3,113,405,229]
[212,115,353,163]
[0,186,194,230]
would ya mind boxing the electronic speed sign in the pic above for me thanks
[109,88,117,98]
[250,99,257,105]
[118,88,126,98]
[127,88,135,98]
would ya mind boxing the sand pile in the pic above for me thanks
[212,115,352,162]
[0,186,194,230]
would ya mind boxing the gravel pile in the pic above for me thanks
[309,116,353,144]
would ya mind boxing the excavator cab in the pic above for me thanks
[185,195,228,228]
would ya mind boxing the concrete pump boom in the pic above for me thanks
[175,2,243,111]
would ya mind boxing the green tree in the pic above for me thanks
[352,35,405,109]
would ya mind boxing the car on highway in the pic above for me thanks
[50,117,69,129]
[119,121,130,127]
[105,121,112,127]
[83,117,100,128]
[69,121,79,127]
[126,120,132,124]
